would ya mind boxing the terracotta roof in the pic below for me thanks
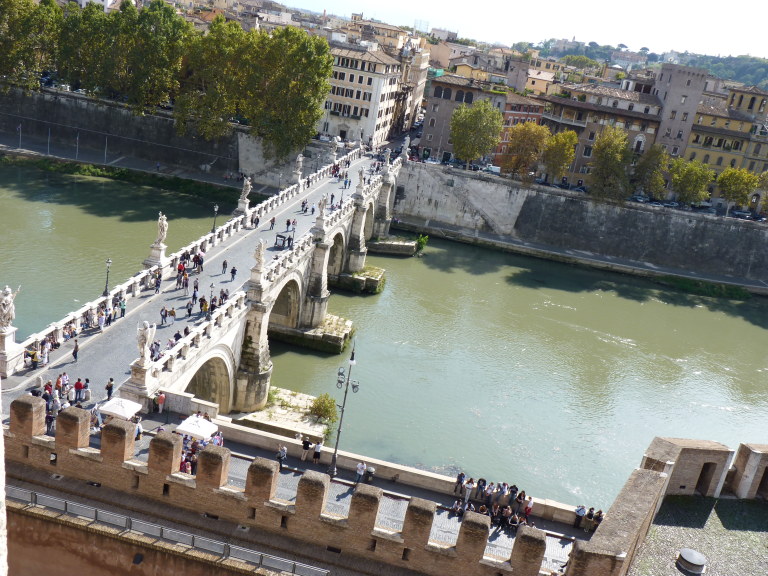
[558,82,661,106]
[734,85,768,96]
[540,94,663,121]
[696,101,753,122]
[331,46,400,67]
[506,92,541,106]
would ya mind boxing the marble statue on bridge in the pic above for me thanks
[239,176,252,202]
[0,285,20,331]
[295,154,304,173]
[255,239,266,272]
[358,167,364,188]
[137,321,156,365]
[156,212,168,245]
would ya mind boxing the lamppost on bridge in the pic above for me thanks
[328,345,360,478]
[102,258,112,297]
[211,203,219,234]
[207,283,214,321]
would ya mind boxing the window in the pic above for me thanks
[644,106,650,114]
[359,75,364,84]
[429,118,435,127]
[433,86,443,98]
[455,90,464,101]
[612,100,618,108]
[628,103,634,111]
[749,160,755,170]
[464,92,473,104]
[349,74,354,83]
[680,95,687,104]
[367,77,372,86]
[677,130,683,139]
[588,131,595,141]
[689,152,696,160]
[669,110,677,120]
[682,112,688,121]
[716,156,723,166]
[426,134,433,141]
[443,88,452,99]
[686,79,691,86]
[583,146,593,158]
[431,104,438,112]
[703,154,710,163]
[730,159,736,167]
[755,143,762,155]
[665,128,672,137]
[672,146,679,155]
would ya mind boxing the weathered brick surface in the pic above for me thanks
[56,407,90,451]
[10,396,45,437]
[100,419,135,464]
[510,525,546,576]
[196,445,231,490]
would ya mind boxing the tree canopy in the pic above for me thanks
[589,126,632,201]
[499,122,550,180]
[542,130,577,184]
[1,0,333,158]
[449,99,503,167]
[717,167,760,213]
[669,158,715,205]
[631,144,668,198]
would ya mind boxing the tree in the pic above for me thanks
[499,122,550,180]
[669,158,715,205]
[617,43,628,51]
[542,130,577,184]
[125,0,193,110]
[308,393,338,423]
[631,144,668,198]
[17,0,62,89]
[561,55,599,70]
[449,98,503,168]
[589,125,632,201]
[0,0,35,84]
[175,16,248,139]
[240,26,333,158]
[717,167,760,214]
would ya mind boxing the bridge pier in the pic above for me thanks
[235,300,274,411]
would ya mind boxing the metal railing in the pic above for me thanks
[6,485,328,576]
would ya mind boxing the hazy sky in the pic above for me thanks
[307,1,768,59]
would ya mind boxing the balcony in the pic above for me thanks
[542,111,587,128]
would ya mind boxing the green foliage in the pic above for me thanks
[308,393,338,423]
[499,122,550,179]
[631,144,668,197]
[0,0,35,84]
[542,130,577,184]
[683,54,768,90]
[416,234,429,253]
[669,158,715,204]
[449,99,503,167]
[589,125,632,201]
[717,167,760,211]
[561,55,600,70]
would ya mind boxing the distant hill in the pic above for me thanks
[536,39,768,90]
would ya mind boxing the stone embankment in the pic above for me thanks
[394,162,768,292]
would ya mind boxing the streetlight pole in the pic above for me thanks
[207,283,214,321]
[328,345,359,478]
[211,204,219,234]
[102,258,112,297]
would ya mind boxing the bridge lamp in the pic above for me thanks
[211,204,219,234]
[102,258,112,297]
[207,283,214,321]
[328,345,359,478]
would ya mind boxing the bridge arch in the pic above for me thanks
[363,200,376,241]
[327,231,346,277]
[270,277,302,329]
[183,344,236,413]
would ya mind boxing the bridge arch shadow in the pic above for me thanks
[184,346,236,413]
[271,278,302,328]
[328,232,346,278]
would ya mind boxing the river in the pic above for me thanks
[3,164,767,509]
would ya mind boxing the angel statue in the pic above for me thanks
[239,176,252,201]
[0,285,20,331]
[156,212,169,245]
[137,320,156,364]
[255,239,266,270]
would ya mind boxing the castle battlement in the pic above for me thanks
[6,397,767,576]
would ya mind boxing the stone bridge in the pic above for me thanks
[118,149,405,413]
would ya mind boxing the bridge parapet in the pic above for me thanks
[261,235,315,288]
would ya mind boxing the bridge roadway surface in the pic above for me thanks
[0,143,583,570]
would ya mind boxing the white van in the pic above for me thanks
[484,165,500,175]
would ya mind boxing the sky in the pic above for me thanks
[303,0,768,60]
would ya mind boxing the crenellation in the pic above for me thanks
[100,418,136,465]
[3,398,765,576]
[196,444,231,490]
[55,407,91,451]
[509,525,546,576]
[10,395,46,437]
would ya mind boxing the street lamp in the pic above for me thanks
[328,345,359,478]
[207,283,214,321]
[211,204,219,234]
[102,258,112,297]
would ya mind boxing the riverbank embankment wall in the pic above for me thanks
[394,162,768,285]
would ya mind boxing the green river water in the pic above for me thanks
[3,165,767,509]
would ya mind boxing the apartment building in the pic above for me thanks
[495,93,544,163]
[419,75,506,163]
[320,45,402,147]
[540,83,662,182]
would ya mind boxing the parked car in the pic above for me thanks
[663,201,679,208]
[572,186,588,193]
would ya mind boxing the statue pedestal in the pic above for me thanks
[292,168,302,185]
[234,198,250,217]
[143,242,168,271]
[0,327,25,378]
[119,360,159,411]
